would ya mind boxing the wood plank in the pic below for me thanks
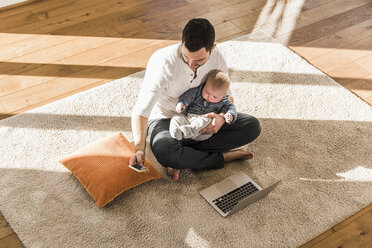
[309,35,372,73]
[230,0,304,32]
[327,62,371,82]
[0,63,74,97]
[0,0,89,22]
[14,0,81,17]
[175,0,270,29]
[186,0,335,34]
[344,78,372,102]
[284,3,372,46]
[102,40,177,68]
[365,94,372,105]
[5,0,153,34]
[49,0,188,36]
[7,79,118,115]
[0,1,37,16]
[90,27,124,38]
[161,20,244,42]
[140,0,230,24]
[0,234,23,248]
[0,33,35,47]
[300,19,372,50]
[0,34,78,62]
[0,225,13,240]
[214,21,243,41]
[123,23,183,40]
[0,65,140,112]
[301,204,372,248]
[311,209,372,248]
[301,0,336,11]
[0,9,39,31]
[355,53,372,73]
[7,36,120,63]
[0,212,20,247]
[0,0,40,13]
[219,22,280,42]
[224,0,248,4]
[0,102,7,114]
[60,38,165,70]
[0,0,31,9]
[114,0,230,38]
[31,0,114,20]
[273,0,371,44]
[290,19,372,60]
[332,205,372,232]
[0,61,42,81]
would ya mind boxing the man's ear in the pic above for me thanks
[210,43,216,52]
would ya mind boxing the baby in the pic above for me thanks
[170,69,237,141]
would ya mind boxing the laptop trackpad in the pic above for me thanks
[215,178,238,194]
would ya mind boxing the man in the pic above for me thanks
[130,18,261,180]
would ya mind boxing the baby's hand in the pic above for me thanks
[176,103,186,113]
[224,113,233,123]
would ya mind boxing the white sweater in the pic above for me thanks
[132,43,228,120]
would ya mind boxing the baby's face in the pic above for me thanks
[202,81,227,103]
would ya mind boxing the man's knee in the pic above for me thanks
[249,116,261,139]
[240,115,261,142]
[151,134,179,166]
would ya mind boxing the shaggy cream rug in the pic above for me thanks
[0,33,371,248]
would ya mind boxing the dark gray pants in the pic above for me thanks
[147,113,261,170]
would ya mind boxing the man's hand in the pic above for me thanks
[129,149,145,167]
[200,112,225,134]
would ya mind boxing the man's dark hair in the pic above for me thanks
[182,18,215,52]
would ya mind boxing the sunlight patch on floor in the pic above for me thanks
[0,33,175,67]
[185,227,210,248]
[251,0,305,41]
[290,46,370,64]
[300,166,372,182]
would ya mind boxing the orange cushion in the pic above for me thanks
[59,132,163,208]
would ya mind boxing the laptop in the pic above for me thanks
[200,171,281,217]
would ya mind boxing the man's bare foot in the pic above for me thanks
[167,167,180,181]
[223,149,254,163]
[167,167,174,177]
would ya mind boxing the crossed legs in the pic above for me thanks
[148,113,261,180]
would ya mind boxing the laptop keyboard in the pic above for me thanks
[212,182,259,213]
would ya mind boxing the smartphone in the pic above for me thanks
[128,164,149,173]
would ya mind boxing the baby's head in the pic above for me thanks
[202,69,230,103]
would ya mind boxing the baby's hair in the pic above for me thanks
[206,69,230,90]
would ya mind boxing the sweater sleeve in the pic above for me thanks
[178,86,199,108]
[132,50,169,118]
[220,97,237,124]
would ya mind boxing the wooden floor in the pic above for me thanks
[0,0,371,247]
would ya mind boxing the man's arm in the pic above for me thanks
[129,48,167,165]
[129,115,148,166]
